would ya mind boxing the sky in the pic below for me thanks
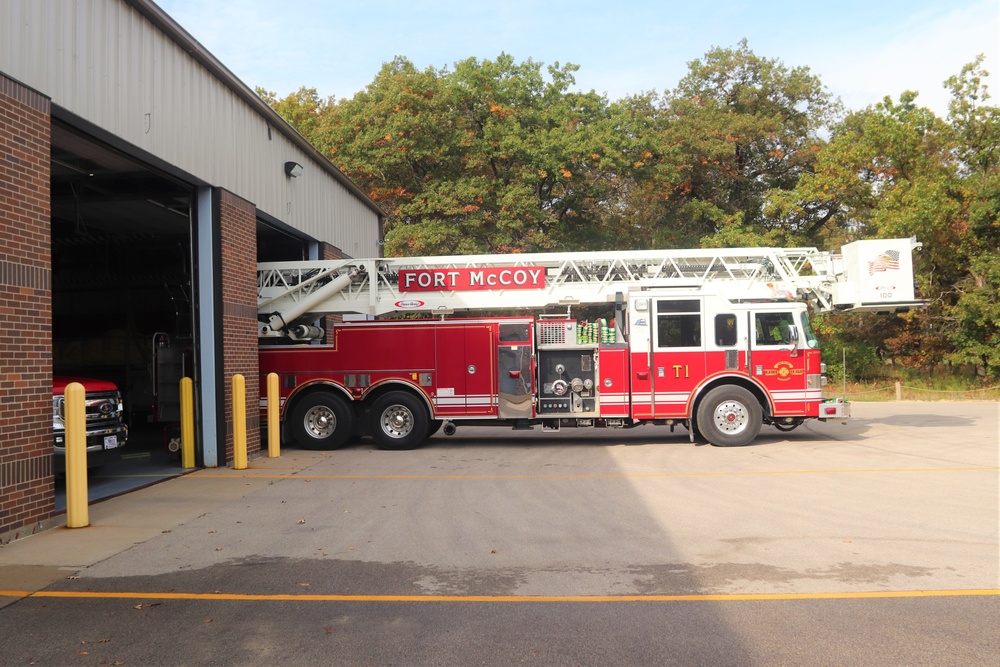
[155,0,999,117]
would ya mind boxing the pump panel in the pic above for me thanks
[537,347,599,416]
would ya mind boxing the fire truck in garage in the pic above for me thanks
[257,239,922,449]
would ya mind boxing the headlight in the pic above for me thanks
[52,396,65,426]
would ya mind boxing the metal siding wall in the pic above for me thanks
[0,0,379,257]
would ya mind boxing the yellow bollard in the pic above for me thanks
[267,372,280,458]
[64,382,89,528]
[180,377,196,469]
[232,374,247,470]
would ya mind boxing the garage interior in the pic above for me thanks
[49,119,308,508]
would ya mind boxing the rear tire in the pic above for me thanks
[369,391,428,450]
[290,393,353,450]
[696,386,762,447]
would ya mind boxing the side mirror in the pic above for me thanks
[784,325,799,345]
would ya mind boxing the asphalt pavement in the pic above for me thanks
[0,401,997,666]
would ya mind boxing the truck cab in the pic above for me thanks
[52,375,128,472]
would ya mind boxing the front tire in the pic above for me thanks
[290,393,353,450]
[696,386,762,447]
[369,391,428,450]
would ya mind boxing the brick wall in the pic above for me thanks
[0,74,54,540]
[218,189,260,464]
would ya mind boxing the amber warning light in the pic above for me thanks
[399,267,546,292]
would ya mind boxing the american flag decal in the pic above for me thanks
[868,249,900,275]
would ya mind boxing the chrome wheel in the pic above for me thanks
[711,400,750,435]
[290,393,353,450]
[379,404,415,439]
[369,392,428,450]
[303,404,337,439]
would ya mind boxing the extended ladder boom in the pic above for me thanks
[258,239,922,338]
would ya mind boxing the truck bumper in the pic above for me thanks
[54,425,128,472]
[818,397,850,421]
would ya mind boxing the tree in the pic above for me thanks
[255,86,335,151]
[636,40,839,249]
[942,56,1000,379]
[317,54,641,256]
[781,58,1000,380]
[320,57,459,253]
[785,94,959,373]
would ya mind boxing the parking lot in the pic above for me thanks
[1,401,997,665]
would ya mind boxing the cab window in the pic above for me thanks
[656,300,701,348]
[754,312,795,346]
[714,314,737,347]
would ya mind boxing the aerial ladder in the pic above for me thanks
[257,238,922,339]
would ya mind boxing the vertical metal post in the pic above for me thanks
[267,372,280,458]
[195,187,219,467]
[64,382,89,528]
[842,348,847,400]
[233,374,247,470]
[180,377,196,469]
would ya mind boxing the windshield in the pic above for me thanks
[800,310,819,349]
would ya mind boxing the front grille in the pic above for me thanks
[85,391,121,423]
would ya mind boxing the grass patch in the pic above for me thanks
[821,368,1000,401]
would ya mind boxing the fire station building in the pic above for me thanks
[0,0,383,541]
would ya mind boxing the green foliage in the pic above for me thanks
[662,40,839,249]
[305,54,647,255]
[946,252,1000,379]
[813,311,901,382]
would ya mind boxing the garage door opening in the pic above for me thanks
[50,120,197,506]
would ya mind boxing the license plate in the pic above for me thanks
[104,435,118,449]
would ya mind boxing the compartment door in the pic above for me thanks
[434,323,497,417]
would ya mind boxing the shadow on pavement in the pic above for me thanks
[54,423,187,513]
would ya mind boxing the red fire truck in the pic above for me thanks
[257,239,923,449]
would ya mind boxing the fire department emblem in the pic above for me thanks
[764,362,804,381]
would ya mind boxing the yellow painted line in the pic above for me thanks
[185,467,999,481]
[1,589,997,603]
